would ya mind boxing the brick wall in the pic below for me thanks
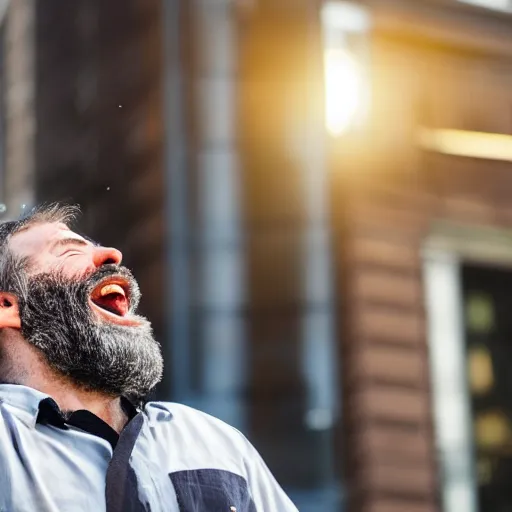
[336,8,512,510]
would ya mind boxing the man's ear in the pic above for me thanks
[0,292,21,329]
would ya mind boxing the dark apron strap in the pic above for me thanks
[105,413,145,512]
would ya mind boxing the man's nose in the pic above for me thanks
[92,246,123,268]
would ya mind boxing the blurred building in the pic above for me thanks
[2,0,512,511]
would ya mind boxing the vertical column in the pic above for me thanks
[300,0,339,434]
[190,0,246,429]
[297,4,340,503]
[164,0,191,402]
[4,0,35,217]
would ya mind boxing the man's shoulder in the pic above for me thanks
[143,401,246,443]
[142,401,252,463]
[144,400,228,423]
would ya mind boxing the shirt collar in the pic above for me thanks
[0,384,139,429]
[0,384,50,427]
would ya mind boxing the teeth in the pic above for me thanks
[100,284,126,297]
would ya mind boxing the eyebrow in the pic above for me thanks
[51,238,92,250]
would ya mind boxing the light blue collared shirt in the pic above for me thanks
[0,384,298,511]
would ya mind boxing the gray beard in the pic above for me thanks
[18,266,163,405]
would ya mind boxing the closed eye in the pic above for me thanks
[61,249,83,257]
[52,238,91,257]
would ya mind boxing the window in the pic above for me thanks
[425,227,512,512]
[463,265,512,511]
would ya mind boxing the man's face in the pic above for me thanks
[6,222,163,402]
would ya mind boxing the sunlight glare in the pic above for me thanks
[324,47,362,136]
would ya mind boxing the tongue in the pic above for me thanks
[93,294,128,316]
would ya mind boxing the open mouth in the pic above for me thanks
[90,277,130,318]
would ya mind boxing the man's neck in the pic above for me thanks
[0,335,129,433]
[37,381,129,433]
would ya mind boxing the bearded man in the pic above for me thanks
[0,204,297,512]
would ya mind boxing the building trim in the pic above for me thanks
[419,129,512,163]
[423,249,478,512]
[426,221,512,267]
[365,0,512,57]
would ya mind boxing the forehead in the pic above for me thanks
[8,222,87,259]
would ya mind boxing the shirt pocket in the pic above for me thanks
[169,469,256,512]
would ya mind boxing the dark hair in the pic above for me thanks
[0,203,80,295]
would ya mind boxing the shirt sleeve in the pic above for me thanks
[235,430,299,511]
